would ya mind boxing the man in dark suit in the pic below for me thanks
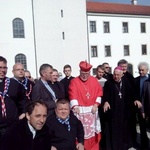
[0,100,52,150]
[0,56,28,138]
[49,69,65,100]
[32,64,56,115]
[134,62,150,149]
[47,98,84,150]
[60,64,74,100]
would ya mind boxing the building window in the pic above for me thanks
[91,46,98,57]
[15,54,27,69]
[92,68,97,76]
[61,10,63,17]
[62,32,65,40]
[103,22,110,33]
[13,18,25,38]
[124,45,130,56]
[141,45,147,55]
[122,22,128,33]
[90,21,96,33]
[141,23,146,33]
[105,45,111,57]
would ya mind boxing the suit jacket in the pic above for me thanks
[47,112,84,150]
[0,118,51,150]
[134,74,150,101]
[32,79,56,115]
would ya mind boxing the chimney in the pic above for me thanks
[131,0,137,5]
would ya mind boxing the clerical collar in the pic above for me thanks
[27,121,36,138]
[67,76,71,79]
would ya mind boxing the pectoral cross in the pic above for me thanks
[119,92,122,99]
[86,92,90,99]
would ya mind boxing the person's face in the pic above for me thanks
[25,72,31,79]
[51,71,59,82]
[80,70,90,82]
[103,64,110,73]
[64,67,71,77]
[119,63,128,73]
[55,103,70,120]
[42,67,53,81]
[138,65,148,76]
[26,104,47,130]
[113,69,123,82]
[13,64,25,79]
[96,68,104,79]
[0,61,7,78]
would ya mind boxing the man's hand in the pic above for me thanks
[134,100,142,108]
[72,106,80,115]
[76,143,84,150]
[91,104,98,114]
[103,102,111,112]
[19,113,25,120]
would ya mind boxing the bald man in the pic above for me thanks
[103,67,141,150]
[12,63,35,119]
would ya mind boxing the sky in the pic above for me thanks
[87,0,150,6]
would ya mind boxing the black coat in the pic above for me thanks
[142,76,150,117]
[0,118,51,150]
[47,112,84,150]
[0,77,28,129]
[60,76,74,100]
[103,78,134,150]
[48,81,65,99]
[32,79,55,115]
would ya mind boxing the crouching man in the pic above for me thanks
[47,98,84,150]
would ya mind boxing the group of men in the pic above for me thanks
[96,60,150,150]
[0,55,150,150]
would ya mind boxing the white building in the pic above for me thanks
[0,0,88,78]
[87,2,150,77]
[0,0,150,78]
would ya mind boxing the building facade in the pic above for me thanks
[0,0,150,78]
[0,0,88,78]
[87,2,150,77]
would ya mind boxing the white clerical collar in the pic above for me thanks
[67,76,71,79]
[27,121,36,138]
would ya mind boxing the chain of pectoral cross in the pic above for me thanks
[82,82,90,99]
[115,81,122,99]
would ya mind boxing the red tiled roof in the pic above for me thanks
[87,2,150,16]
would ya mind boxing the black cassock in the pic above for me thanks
[103,78,134,150]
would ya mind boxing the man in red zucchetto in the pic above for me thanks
[69,61,103,150]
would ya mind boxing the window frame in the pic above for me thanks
[15,54,27,69]
[13,18,25,38]
[90,21,96,33]
[122,22,128,33]
[103,21,110,33]
[105,45,111,57]
[91,46,98,57]
[124,45,130,56]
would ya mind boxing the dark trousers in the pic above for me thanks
[138,111,149,149]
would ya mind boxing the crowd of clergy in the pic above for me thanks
[0,55,150,150]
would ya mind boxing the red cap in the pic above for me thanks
[79,61,92,72]
[114,66,123,71]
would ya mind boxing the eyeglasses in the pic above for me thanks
[105,67,110,69]
[0,66,8,70]
[25,76,31,79]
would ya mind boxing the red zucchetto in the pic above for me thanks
[79,61,92,72]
